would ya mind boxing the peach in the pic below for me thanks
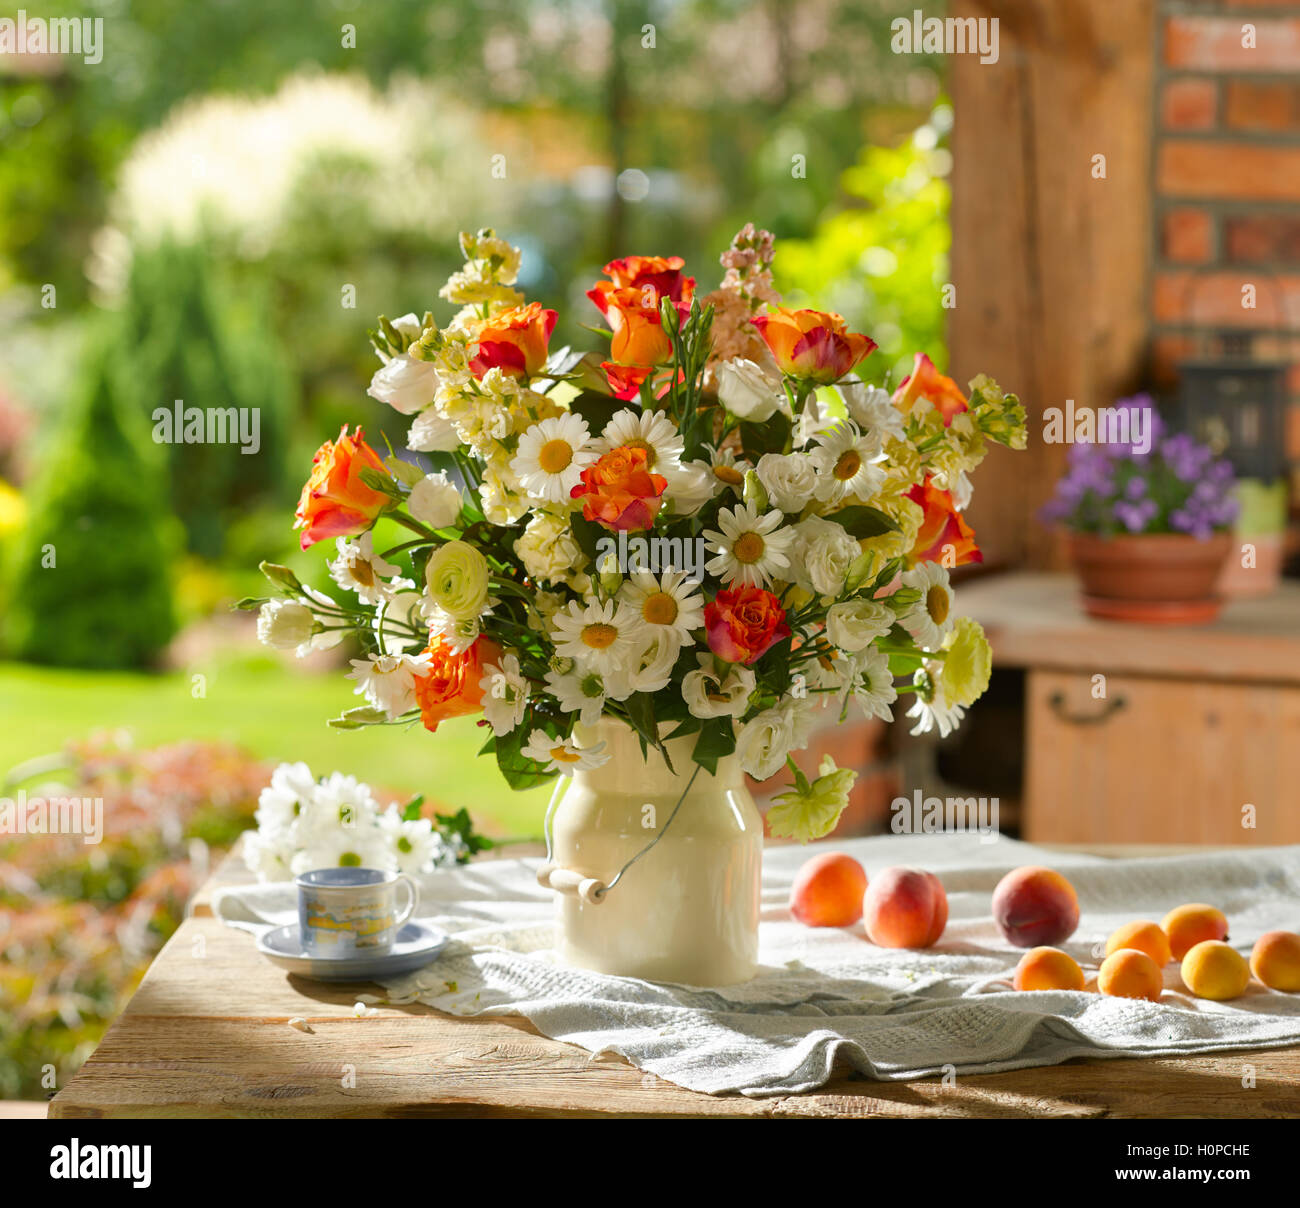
[991,866,1080,948]
[1013,946,1085,992]
[1161,903,1228,961]
[789,852,868,928]
[862,867,948,949]
[1105,920,1172,967]
[1098,948,1164,1002]
[1250,931,1300,993]
[1181,940,1250,1001]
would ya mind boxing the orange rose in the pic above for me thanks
[906,477,982,567]
[570,445,667,532]
[601,362,653,401]
[892,353,969,426]
[596,285,675,367]
[587,254,694,315]
[469,301,558,380]
[704,586,790,666]
[294,425,391,550]
[413,636,499,733]
[750,308,876,384]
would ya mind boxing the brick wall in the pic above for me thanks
[1152,1,1300,474]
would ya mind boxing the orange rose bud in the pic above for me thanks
[601,362,653,401]
[413,637,499,733]
[469,301,557,380]
[892,353,969,426]
[293,425,391,550]
[750,308,876,384]
[570,445,667,532]
[704,586,791,666]
[906,476,982,567]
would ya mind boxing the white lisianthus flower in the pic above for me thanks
[789,515,860,597]
[735,702,799,781]
[478,652,530,736]
[425,603,489,655]
[521,729,610,776]
[837,378,906,444]
[347,651,432,720]
[899,562,955,650]
[755,452,819,514]
[379,807,446,875]
[368,352,442,415]
[826,599,894,652]
[256,599,316,653]
[425,539,491,621]
[681,655,755,720]
[514,509,586,587]
[407,406,462,453]
[606,632,679,697]
[331,532,402,606]
[715,357,786,422]
[663,459,718,516]
[407,472,464,529]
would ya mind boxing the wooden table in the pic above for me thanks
[48,843,1300,1119]
[961,572,1300,846]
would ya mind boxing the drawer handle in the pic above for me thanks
[1048,692,1127,725]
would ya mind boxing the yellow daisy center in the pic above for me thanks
[926,585,950,625]
[733,532,766,564]
[713,464,744,486]
[353,560,376,587]
[581,623,619,650]
[834,450,862,481]
[550,746,582,763]
[624,437,655,467]
[642,591,678,626]
[538,439,574,474]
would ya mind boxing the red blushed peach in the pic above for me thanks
[862,867,948,949]
[1013,946,1086,992]
[789,852,868,928]
[1250,931,1300,992]
[1161,903,1228,961]
[991,866,1080,948]
[1098,948,1164,1002]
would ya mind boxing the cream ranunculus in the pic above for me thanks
[790,515,860,597]
[424,539,490,620]
[826,598,894,652]
[755,452,819,514]
[407,472,464,530]
[715,357,786,422]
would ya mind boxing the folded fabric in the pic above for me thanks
[214,833,1300,1096]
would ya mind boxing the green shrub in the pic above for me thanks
[4,331,178,669]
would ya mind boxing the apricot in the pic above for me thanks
[1098,948,1164,1002]
[1250,931,1300,993]
[862,867,948,949]
[1161,903,1228,961]
[1105,920,1172,967]
[789,852,868,928]
[991,866,1080,948]
[1013,946,1085,992]
[1181,940,1250,1001]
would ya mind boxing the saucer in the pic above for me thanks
[256,921,449,982]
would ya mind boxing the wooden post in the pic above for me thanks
[949,0,1157,568]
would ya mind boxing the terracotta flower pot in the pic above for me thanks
[1067,532,1233,624]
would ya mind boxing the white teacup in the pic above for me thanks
[296,868,418,958]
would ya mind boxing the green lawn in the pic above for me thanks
[0,653,551,838]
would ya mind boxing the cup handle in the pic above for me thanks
[394,875,418,929]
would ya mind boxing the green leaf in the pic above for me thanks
[738,412,792,461]
[401,794,425,822]
[568,390,625,435]
[493,725,556,791]
[623,693,674,775]
[328,705,390,729]
[888,652,924,678]
[568,512,607,562]
[234,596,269,611]
[692,718,736,776]
[825,505,899,538]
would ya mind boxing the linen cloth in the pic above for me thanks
[213,834,1300,1097]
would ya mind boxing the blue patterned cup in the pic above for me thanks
[296,868,418,958]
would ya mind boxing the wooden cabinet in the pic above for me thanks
[963,573,1300,846]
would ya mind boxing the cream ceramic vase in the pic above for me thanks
[548,719,762,985]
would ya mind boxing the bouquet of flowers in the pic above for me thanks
[1042,396,1237,539]
[249,225,1025,842]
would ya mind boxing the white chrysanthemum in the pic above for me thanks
[837,379,906,444]
[407,406,462,453]
[838,646,898,723]
[256,599,317,654]
[347,651,432,720]
[407,471,464,529]
[331,533,402,606]
[826,599,894,652]
[291,823,396,875]
[479,652,530,736]
[379,806,448,875]
[810,421,886,504]
[899,562,955,650]
[681,654,755,719]
[521,729,610,776]
[254,761,318,833]
[242,828,296,881]
[511,412,595,503]
[704,503,794,588]
[788,515,859,597]
[595,408,684,474]
[756,452,819,514]
[545,665,612,728]
[550,598,641,674]
[907,666,966,738]
[618,570,704,651]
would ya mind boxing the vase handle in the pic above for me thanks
[536,863,607,904]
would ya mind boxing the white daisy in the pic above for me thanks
[809,421,886,504]
[837,646,898,723]
[545,664,613,727]
[899,562,955,650]
[425,604,489,655]
[704,503,795,588]
[379,807,448,875]
[290,824,395,875]
[478,652,530,736]
[606,633,679,697]
[347,651,432,720]
[254,761,318,833]
[330,533,403,606]
[242,828,296,881]
[618,570,704,651]
[906,666,966,738]
[549,598,641,674]
[700,444,751,496]
[837,378,906,444]
[521,729,611,776]
[511,412,595,503]
[595,408,684,474]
